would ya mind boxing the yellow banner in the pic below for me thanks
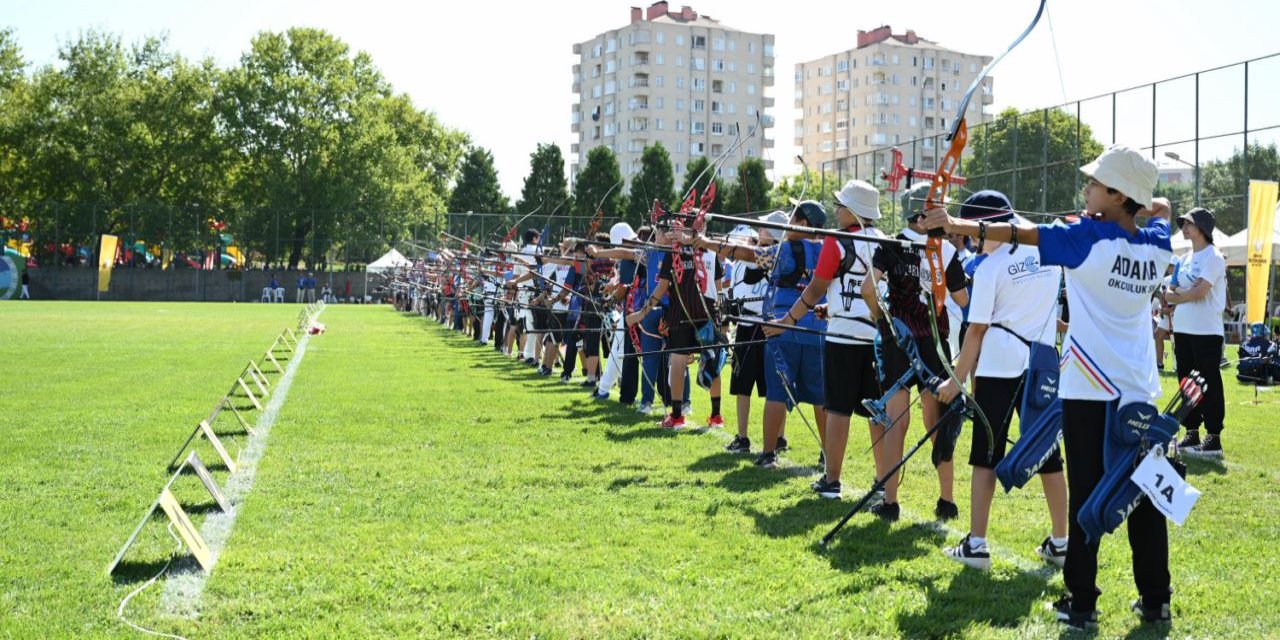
[161,245,172,271]
[1246,180,1279,324]
[227,245,244,267]
[98,234,119,293]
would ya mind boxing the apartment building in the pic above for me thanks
[571,2,776,185]
[795,26,994,184]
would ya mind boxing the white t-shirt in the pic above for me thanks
[513,244,541,299]
[822,227,886,344]
[1171,244,1227,336]
[1039,217,1173,404]
[547,262,570,311]
[727,258,767,325]
[699,249,719,299]
[968,244,1062,378]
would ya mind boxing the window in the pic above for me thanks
[656,53,664,65]
[592,64,600,78]
[592,45,602,58]
[764,43,773,56]
[691,141,705,155]
[655,97,664,109]
[820,141,833,152]
[821,121,832,133]
[605,102,615,115]
[711,79,722,93]
[837,60,849,73]
[605,60,616,73]
[676,76,684,89]
[656,32,664,44]
[604,122,616,136]
[676,55,684,67]
[794,124,804,137]
[727,81,736,93]
[924,56,935,70]
[592,85,601,98]
[941,81,948,91]
[909,116,917,127]
[605,80,616,95]
[970,62,977,73]
[795,69,802,82]
[747,84,756,96]
[728,39,736,52]
[692,99,705,112]
[820,102,833,114]
[836,99,847,112]
[727,102,735,114]
[692,77,706,91]
[837,78,849,91]
[692,121,705,134]
[923,138,935,149]
[655,75,664,88]
[873,132,887,145]
[676,98,685,111]
[924,97,936,109]
[892,54,900,65]
[837,138,848,150]
[712,58,725,71]
[911,76,917,87]
[911,55,918,67]
[606,38,617,53]
[711,122,724,135]
[676,34,684,46]
[693,57,705,70]
[836,119,847,130]
[891,114,899,125]
[713,37,725,51]
[746,104,756,116]
[692,35,706,49]
[677,120,685,132]
[728,61,736,72]
[849,116,855,126]
[656,117,664,130]
[924,116,935,129]
[711,101,722,114]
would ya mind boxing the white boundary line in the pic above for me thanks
[159,310,321,618]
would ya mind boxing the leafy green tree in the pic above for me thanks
[571,145,625,230]
[966,107,1104,215]
[625,142,675,225]
[1197,142,1280,235]
[723,157,771,216]
[516,143,569,216]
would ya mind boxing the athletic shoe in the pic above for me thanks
[811,476,842,500]
[581,379,596,387]
[1177,430,1201,450]
[682,402,692,417]
[591,390,610,401]
[869,501,900,522]
[706,415,725,428]
[537,367,552,376]
[725,435,751,453]
[1051,597,1098,631]
[1186,434,1223,458]
[871,486,887,505]
[935,498,959,521]
[560,374,572,384]
[943,534,992,570]
[776,435,790,452]
[1037,537,1068,569]
[660,415,686,430]
[637,403,654,415]
[1131,598,1172,623]
[523,357,536,366]
[754,451,778,469]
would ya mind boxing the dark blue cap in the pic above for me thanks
[792,200,827,228]
[959,190,1014,223]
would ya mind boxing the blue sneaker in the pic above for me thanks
[591,390,610,400]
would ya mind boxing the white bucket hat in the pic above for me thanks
[728,224,756,240]
[1080,144,1158,209]
[833,179,882,220]
[758,210,789,242]
[609,222,638,246]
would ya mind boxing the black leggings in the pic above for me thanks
[1172,333,1225,435]
[1062,399,1170,612]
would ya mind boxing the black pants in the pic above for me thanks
[1173,332,1225,435]
[619,327,639,404]
[1062,399,1170,612]
[561,330,581,378]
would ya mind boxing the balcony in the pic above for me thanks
[631,52,650,66]
[571,143,580,154]
[572,81,580,94]
[573,43,582,55]
[630,73,650,88]
[764,96,775,108]
[764,138,775,149]
[571,122,580,133]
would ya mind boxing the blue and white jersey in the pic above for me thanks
[1038,217,1173,404]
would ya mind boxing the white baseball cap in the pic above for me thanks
[1080,144,1158,209]
[833,179,882,220]
[728,224,756,240]
[758,210,789,242]
[609,222,639,246]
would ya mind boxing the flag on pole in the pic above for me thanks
[1245,180,1279,324]
[98,234,119,292]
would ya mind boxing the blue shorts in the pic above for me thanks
[764,340,825,407]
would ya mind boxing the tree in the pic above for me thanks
[768,168,834,210]
[1197,142,1280,235]
[679,156,724,213]
[723,157,771,216]
[625,142,675,226]
[966,107,1104,215]
[571,145,625,232]
[516,143,569,217]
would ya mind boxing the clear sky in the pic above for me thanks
[4,0,1279,199]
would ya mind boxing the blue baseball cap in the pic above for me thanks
[960,190,1015,224]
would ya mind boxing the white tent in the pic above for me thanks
[366,248,412,274]
[1219,221,1280,267]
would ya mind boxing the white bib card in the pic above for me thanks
[1131,448,1201,525]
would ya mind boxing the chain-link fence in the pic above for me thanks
[811,52,1280,234]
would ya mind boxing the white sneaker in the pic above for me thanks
[637,403,654,415]
[1037,537,1067,569]
[943,534,991,570]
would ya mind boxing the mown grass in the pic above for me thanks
[1,302,1277,638]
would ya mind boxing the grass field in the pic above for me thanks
[2,301,1278,638]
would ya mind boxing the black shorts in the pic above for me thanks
[666,322,702,355]
[582,311,603,356]
[824,341,882,417]
[550,311,570,341]
[879,335,951,391]
[532,307,550,332]
[729,323,767,397]
[970,375,1064,473]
